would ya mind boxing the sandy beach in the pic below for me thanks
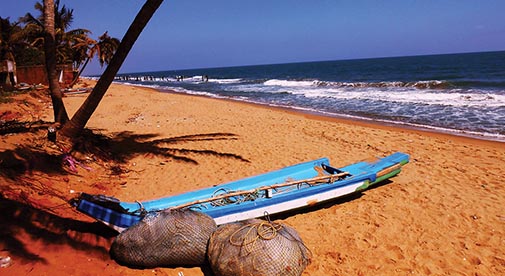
[1,80,504,275]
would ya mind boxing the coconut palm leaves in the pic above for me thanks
[5,0,163,141]
[70,31,120,86]
[19,1,120,88]
[0,17,25,62]
[61,0,164,138]
[22,0,92,65]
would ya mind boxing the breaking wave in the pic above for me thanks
[103,51,505,142]
[264,79,451,89]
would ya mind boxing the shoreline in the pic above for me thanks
[86,75,505,143]
[148,85,504,147]
[101,66,505,144]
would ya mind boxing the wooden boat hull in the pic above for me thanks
[73,152,409,232]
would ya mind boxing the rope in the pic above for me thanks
[229,221,284,253]
[134,200,147,216]
[173,171,349,210]
[209,188,239,206]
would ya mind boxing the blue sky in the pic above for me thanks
[2,0,505,75]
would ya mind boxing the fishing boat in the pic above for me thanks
[72,152,409,232]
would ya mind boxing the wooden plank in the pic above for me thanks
[376,163,403,178]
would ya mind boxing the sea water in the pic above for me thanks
[108,51,505,142]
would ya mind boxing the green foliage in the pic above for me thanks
[14,46,45,66]
[0,1,120,70]
[0,17,25,61]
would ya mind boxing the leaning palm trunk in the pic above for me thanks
[69,56,90,87]
[61,0,164,139]
[44,0,69,124]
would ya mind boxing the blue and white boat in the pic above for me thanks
[72,152,409,232]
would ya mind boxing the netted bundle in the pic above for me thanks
[208,219,311,276]
[110,209,217,267]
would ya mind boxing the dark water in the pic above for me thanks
[106,51,505,141]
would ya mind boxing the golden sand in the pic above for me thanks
[2,80,504,275]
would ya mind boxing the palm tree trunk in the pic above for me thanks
[69,56,90,87]
[44,0,69,124]
[61,0,164,139]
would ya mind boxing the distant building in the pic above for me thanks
[16,64,75,87]
[1,60,75,90]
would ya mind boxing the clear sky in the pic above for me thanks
[2,0,505,75]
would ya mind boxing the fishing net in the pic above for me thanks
[208,219,311,276]
[110,209,216,267]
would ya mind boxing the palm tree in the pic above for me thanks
[94,32,120,67]
[69,34,96,84]
[0,17,23,64]
[61,0,164,138]
[23,0,89,65]
[24,0,100,123]
[0,17,24,89]
[21,0,85,123]
[70,31,120,87]
[43,0,69,124]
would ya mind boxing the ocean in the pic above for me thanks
[109,51,505,142]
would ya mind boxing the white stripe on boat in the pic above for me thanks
[213,181,364,225]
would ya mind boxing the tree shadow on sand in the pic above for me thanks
[0,194,117,264]
[0,122,247,273]
[92,130,250,165]
[0,120,51,136]
[0,194,213,274]
[0,121,249,181]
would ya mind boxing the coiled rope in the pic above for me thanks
[209,188,260,207]
[229,220,284,253]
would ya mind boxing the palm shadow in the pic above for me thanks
[1,123,248,272]
[0,147,69,180]
[92,130,249,165]
[0,192,216,275]
[0,120,51,135]
[0,194,117,264]
[0,124,249,180]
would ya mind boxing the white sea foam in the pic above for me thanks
[110,79,505,142]
[328,89,505,108]
[229,96,505,142]
[269,85,505,108]
[264,79,316,87]
[208,78,242,84]
[116,76,505,108]
[266,79,449,89]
